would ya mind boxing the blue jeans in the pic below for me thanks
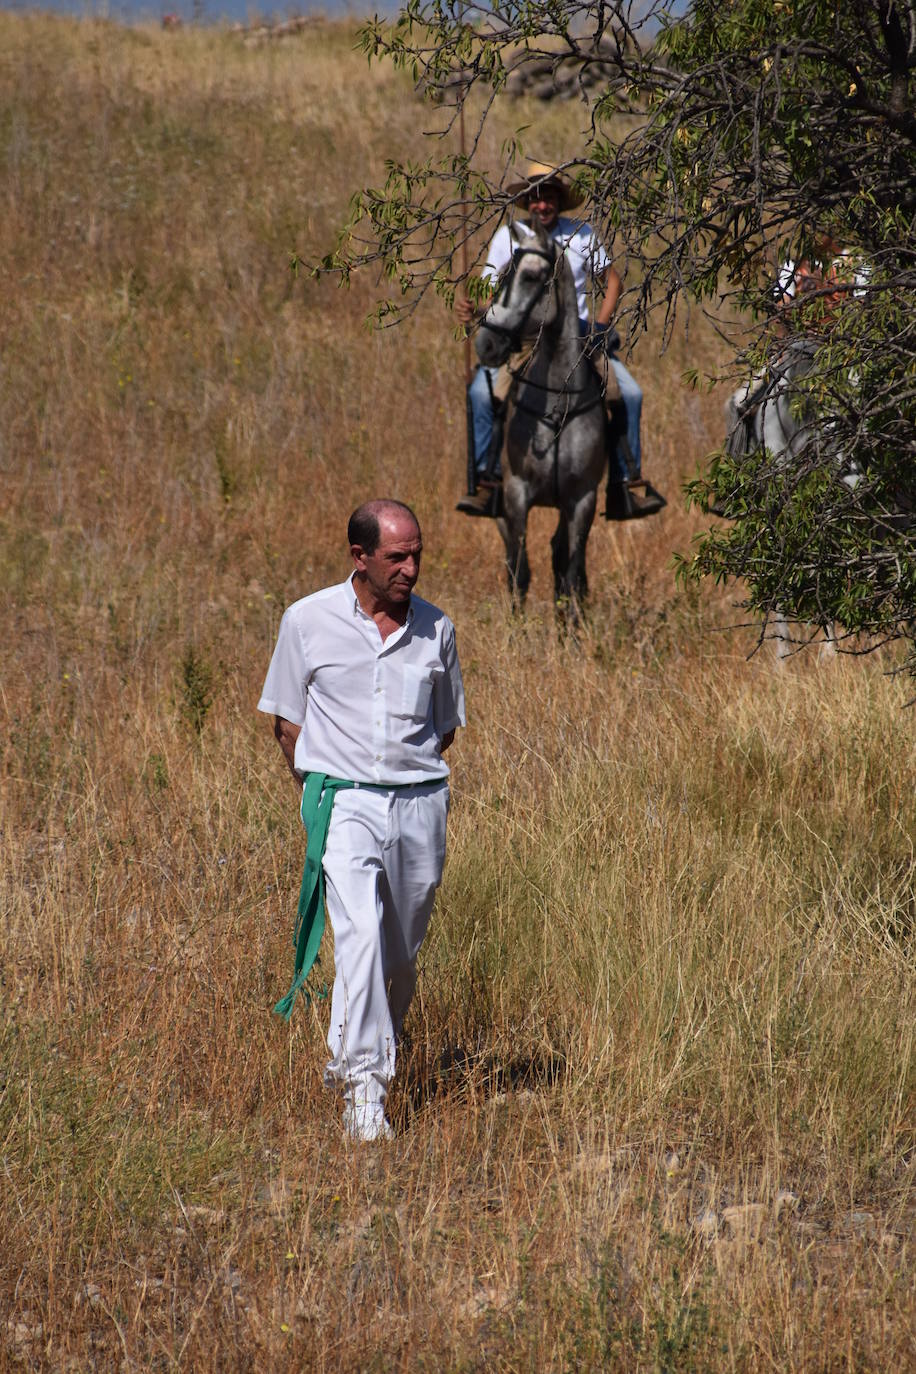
[469,364,501,479]
[608,357,642,483]
[467,351,643,485]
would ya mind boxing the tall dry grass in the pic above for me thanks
[1,14,913,1371]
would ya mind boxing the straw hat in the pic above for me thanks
[505,161,583,212]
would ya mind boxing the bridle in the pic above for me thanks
[480,240,607,504]
[480,243,558,354]
[482,238,603,417]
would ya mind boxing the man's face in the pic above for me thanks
[352,512,422,607]
[527,184,561,230]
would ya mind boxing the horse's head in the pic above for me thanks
[726,343,820,466]
[475,219,560,368]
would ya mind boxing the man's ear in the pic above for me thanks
[350,543,367,570]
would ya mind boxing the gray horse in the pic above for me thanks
[724,343,842,658]
[475,220,606,608]
[725,342,820,471]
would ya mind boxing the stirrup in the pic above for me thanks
[605,478,666,521]
[627,478,666,516]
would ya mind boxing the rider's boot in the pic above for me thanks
[456,480,503,519]
[457,403,506,518]
[605,478,667,521]
[603,395,666,521]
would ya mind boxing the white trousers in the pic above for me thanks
[321,780,449,1110]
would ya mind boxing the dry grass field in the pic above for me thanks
[1,13,913,1371]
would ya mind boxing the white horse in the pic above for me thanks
[725,344,845,660]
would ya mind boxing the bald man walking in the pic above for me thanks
[259,500,465,1141]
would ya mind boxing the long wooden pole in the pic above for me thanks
[459,95,472,389]
[459,40,476,495]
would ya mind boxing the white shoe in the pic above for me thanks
[343,1100,394,1143]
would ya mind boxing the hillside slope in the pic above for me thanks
[1,15,913,1371]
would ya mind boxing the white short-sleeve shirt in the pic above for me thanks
[258,576,466,785]
[776,252,869,302]
[483,216,611,325]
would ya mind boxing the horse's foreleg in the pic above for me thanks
[770,613,838,664]
[550,516,570,604]
[502,479,531,606]
[771,612,793,661]
[818,622,838,661]
[559,489,597,612]
[505,537,530,607]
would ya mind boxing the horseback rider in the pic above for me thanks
[728,237,869,445]
[775,237,869,317]
[721,236,870,511]
[455,161,664,521]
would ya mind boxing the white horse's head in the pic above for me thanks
[725,343,820,469]
[475,219,560,368]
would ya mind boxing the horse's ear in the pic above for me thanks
[508,219,524,245]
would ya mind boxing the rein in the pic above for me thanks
[513,390,603,426]
[486,242,600,403]
[481,244,558,353]
[481,237,604,506]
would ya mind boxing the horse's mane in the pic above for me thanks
[552,238,578,327]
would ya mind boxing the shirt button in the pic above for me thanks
[375,753,381,760]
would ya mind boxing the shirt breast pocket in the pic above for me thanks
[399,665,435,722]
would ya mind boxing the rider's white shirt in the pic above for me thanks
[776,251,869,301]
[483,217,611,325]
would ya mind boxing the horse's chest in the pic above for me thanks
[508,390,602,485]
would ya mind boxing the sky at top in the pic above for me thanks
[3,0,678,30]
[4,0,394,23]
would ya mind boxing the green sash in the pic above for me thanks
[273,771,393,1021]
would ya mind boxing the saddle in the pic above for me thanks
[479,351,664,522]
